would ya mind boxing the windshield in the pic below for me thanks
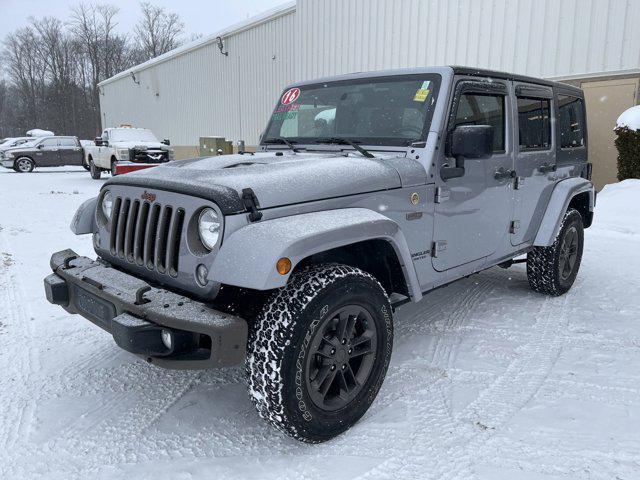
[263,74,441,147]
[111,129,159,143]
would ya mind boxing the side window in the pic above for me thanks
[101,131,109,142]
[558,95,585,148]
[59,138,76,147]
[453,93,505,152]
[517,97,551,150]
[40,139,59,148]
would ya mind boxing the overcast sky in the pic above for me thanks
[0,0,288,42]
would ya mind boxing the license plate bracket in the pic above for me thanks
[73,285,117,330]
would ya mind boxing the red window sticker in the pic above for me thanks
[281,87,300,105]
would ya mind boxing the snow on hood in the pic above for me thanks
[107,151,408,210]
[111,140,169,150]
[616,105,640,131]
[1,139,38,153]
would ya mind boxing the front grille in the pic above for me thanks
[131,149,168,163]
[109,196,185,277]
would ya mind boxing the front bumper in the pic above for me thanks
[44,249,247,369]
[2,159,14,168]
[113,161,162,175]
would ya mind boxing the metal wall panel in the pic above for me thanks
[295,0,640,81]
[100,0,640,148]
[100,9,296,147]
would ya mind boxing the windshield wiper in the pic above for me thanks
[315,138,374,158]
[262,137,299,152]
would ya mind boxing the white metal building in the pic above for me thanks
[99,0,640,188]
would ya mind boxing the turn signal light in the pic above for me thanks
[276,257,292,275]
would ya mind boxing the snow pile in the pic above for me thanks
[592,179,640,235]
[616,105,640,130]
[26,128,54,137]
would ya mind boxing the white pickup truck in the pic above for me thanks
[85,126,174,179]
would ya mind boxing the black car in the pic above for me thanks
[1,136,84,172]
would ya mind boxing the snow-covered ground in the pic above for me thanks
[1,168,639,479]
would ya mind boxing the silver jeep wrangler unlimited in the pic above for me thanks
[45,66,595,443]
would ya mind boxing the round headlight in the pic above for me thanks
[198,208,221,250]
[101,191,113,219]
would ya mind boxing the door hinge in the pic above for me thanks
[510,220,520,234]
[435,187,450,203]
[241,188,263,222]
[432,240,447,258]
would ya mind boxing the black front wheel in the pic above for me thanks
[15,157,34,173]
[527,208,584,296]
[89,158,101,179]
[246,264,393,443]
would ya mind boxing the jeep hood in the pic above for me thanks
[105,151,423,213]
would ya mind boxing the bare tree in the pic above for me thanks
[34,17,79,133]
[0,1,188,138]
[134,2,184,61]
[70,2,127,133]
[3,25,47,129]
[0,80,8,137]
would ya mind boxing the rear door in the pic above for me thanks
[511,83,556,245]
[432,79,514,271]
[58,138,83,165]
[34,138,60,166]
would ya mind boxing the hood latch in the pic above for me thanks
[242,188,263,222]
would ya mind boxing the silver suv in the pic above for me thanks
[45,66,595,442]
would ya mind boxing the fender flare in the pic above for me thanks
[210,208,422,301]
[70,197,98,235]
[534,177,595,246]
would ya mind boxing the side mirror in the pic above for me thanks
[37,144,43,149]
[441,125,494,180]
[162,139,170,146]
[94,137,103,146]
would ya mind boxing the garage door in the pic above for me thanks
[582,78,639,190]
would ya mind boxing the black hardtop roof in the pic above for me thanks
[451,66,583,96]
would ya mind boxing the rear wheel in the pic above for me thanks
[15,157,34,173]
[247,264,393,443]
[527,208,584,296]
[89,158,101,179]
[110,158,118,176]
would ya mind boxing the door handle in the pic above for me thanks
[494,168,516,180]
[539,163,557,173]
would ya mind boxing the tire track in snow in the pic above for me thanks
[355,273,573,479]
[0,230,39,453]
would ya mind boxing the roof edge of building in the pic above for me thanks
[98,1,296,88]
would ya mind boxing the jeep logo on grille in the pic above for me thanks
[141,190,156,202]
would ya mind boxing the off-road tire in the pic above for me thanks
[15,157,34,173]
[89,158,101,179]
[246,264,393,443]
[527,208,584,296]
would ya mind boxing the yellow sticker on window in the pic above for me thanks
[414,88,430,102]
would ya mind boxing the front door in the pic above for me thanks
[510,84,556,245]
[34,138,60,166]
[432,79,514,272]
